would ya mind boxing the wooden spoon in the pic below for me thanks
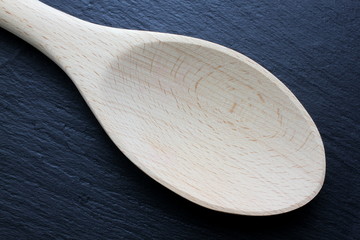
[0,0,325,216]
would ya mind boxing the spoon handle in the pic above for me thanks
[0,0,84,63]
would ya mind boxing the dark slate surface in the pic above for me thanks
[1,0,359,239]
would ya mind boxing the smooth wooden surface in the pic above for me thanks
[0,0,325,215]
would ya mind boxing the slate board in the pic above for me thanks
[1,0,359,239]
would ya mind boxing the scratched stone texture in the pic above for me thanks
[0,0,359,239]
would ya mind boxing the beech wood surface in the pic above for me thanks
[0,0,326,215]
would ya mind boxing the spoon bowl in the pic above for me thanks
[0,0,325,215]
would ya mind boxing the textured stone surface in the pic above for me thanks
[0,0,359,239]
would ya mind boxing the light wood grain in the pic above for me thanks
[0,0,325,215]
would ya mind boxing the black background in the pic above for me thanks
[1,0,359,239]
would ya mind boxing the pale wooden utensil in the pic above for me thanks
[0,0,326,216]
